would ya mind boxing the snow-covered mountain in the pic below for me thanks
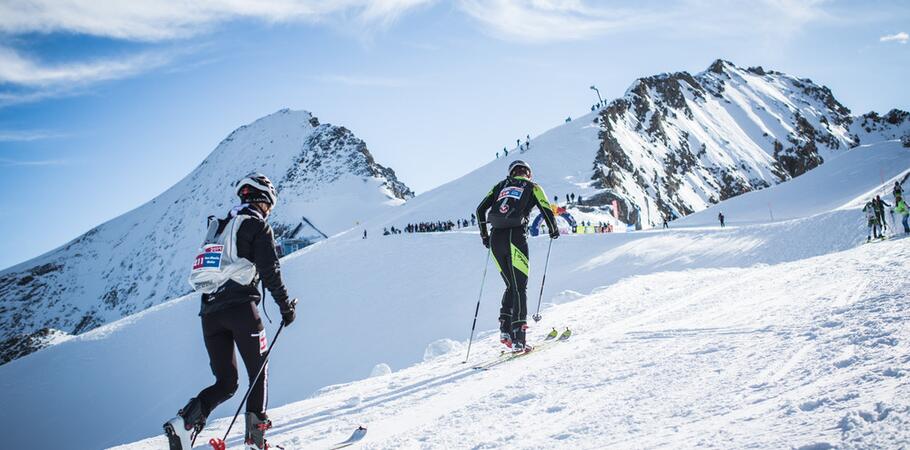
[0,109,412,364]
[592,59,908,225]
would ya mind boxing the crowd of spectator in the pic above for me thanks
[384,215,479,236]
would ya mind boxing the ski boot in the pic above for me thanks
[513,341,533,353]
[164,398,206,450]
[512,324,532,353]
[245,412,273,450]
[499,318,513,349]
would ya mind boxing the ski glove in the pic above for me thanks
[281,299,297,326]
[481,235,490,248]
[549,230,560,240]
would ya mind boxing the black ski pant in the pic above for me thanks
[196,301,269,418]
[490,227,530,343]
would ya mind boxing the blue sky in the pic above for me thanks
[0,0,908,269]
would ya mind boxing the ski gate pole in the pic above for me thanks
[463,249,492,363]
[206,299,296,450]
[532,238,554,322]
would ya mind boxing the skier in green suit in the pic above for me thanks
[476,160,559,352]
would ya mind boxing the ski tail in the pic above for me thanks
[329,426,368,449]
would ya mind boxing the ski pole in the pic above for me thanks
[463,249,491,363]
[532,238,553,322]
[206,299,296,450]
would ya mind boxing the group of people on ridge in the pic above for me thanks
[164,160,560,449]
[865,181,909,241]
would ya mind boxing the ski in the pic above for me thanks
[472,327,571,371]
[329,426,368,449]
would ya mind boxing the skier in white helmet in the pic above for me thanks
[165,173,297,450]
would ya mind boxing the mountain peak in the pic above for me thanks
[0,109,412,363]
[707,58,735,74]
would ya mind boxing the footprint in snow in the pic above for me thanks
[799,398,828,412]
[508,393,538,404]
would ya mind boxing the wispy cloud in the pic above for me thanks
[0,46,177,108]
[0,46,173,88]
[0,0,436,42]
[314,74,408,87]
[0,1,434,106]
[880,31,909,44]
[0,129,67,142]
[458,0,647,43]
[457,0,833,43]
[0,157,67,167]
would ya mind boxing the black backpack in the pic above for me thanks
[487,178,534,229]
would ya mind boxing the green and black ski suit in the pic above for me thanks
[476,176,558,344]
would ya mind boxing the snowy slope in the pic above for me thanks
[675,140,910,226]
[0,109,412,363]
[1,141,907,450]
[120,238,910,450]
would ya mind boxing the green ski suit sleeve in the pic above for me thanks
[532,184,559,236]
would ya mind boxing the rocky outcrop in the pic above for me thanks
[588,59,862,225]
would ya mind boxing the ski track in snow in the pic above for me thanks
[117,237,910,449]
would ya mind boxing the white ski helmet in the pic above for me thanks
[236,173,278,205]
[508,160,532,177]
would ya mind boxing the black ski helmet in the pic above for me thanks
[509,160,532,177]
[236,173,278,205]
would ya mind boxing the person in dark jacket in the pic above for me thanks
[873,195,891,232]
[476,160,559,352]
[165,173,296,450]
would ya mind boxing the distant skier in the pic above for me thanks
[896,195,909,234]
[863,199,881,241]
[894,181,903,199]
[363,229,368,239]
[476,160,559,353]
[663,216,669,229]
[166,173,297,450]
[873,195,891,232]
[718,212,725,228]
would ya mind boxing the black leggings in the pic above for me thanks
[197,302,268,417]
[490,227,530,335]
